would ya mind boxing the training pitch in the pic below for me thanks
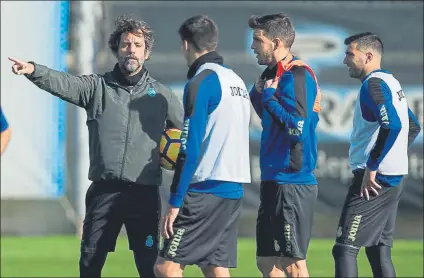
[1,236,422,277]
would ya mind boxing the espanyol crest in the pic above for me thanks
[147,87,156,97]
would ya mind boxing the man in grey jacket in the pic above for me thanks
[9,15,183,278]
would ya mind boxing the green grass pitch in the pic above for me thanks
[1,236,422,277]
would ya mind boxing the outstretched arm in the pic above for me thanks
[9,57,97,108]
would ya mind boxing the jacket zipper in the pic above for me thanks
[120,88,133,180]
[109,80,150,180]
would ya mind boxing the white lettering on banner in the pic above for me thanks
[410,94,424,128]
[315,89,357,136]
[314,150,352,184]
[409,154,424,180]
[170,85,423,143]
[319,89,422,140]
[249,87,423,142]
[241,23,423,142]
[250,151,423,186]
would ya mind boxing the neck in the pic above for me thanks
[188,50,210,66]
[269,49,290,69]
[360,64,381,81]
[113,63,146,86]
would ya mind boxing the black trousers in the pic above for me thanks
[79,180,161,277]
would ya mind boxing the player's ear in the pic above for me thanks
[145,49,151,61]
[182,40,189,52]
[365,52,373,64]
[272,38,283,50]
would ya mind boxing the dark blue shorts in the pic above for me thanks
[335,170,402,247]
[256,181,318,260]
[160,192,241,268]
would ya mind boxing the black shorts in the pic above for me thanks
[80,181,161,254]
[159,192,241,268]
[256,181,318,260]
[335,170,402,247]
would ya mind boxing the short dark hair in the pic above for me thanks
[248,13,295,48]
[108,15,154,55]
[344,32,384,55]
[178,15,218,52]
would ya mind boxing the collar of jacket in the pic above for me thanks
[187,51,224,79]
[111,63,149,86]
[260,53,295,80]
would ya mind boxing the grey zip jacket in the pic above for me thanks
[26,63,184,186]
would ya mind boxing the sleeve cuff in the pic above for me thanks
[366,158,379,171]
[25,62,48,79]
[168,193,185,208]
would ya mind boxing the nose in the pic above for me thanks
[343,56,347,65]
[250,41,255,50]
[128,42,136,53]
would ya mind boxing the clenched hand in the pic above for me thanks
[264,77,279,90]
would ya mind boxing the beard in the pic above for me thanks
[255,50,272,66]
[348,66,365,79]
[119,55,144,74]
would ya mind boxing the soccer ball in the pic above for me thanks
[160,128,182,170]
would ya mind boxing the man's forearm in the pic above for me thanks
[25,63,97,108]
[262,88,306,142]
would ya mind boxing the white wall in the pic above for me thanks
[1,1,69,199]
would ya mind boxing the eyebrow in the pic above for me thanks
[122,41,143,44]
